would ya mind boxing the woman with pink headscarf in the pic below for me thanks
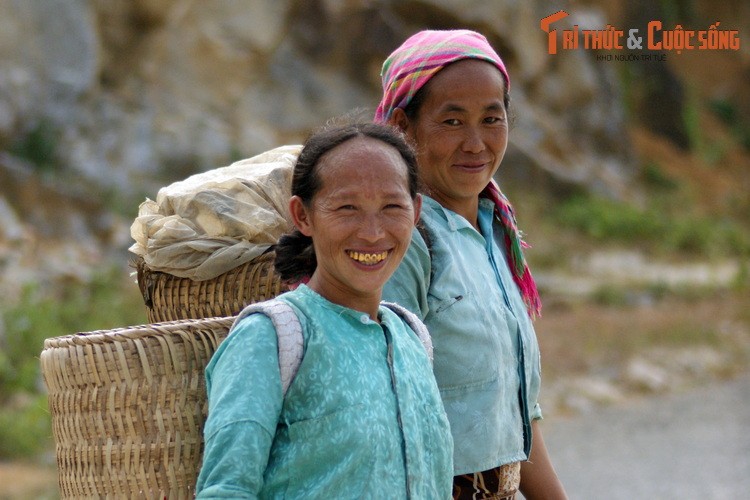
[379,30,567,499]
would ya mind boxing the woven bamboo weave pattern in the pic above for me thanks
[135,251,285,323]
[40,316,234,499]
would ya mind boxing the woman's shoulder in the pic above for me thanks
[225,307,278,346]
[228,290,312,344]
[206,304,279,378]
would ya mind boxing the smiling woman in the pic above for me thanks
[390,58,509,225]
[377,30,567,499]
[273,122,422,315]
[195,122,453,499]
[286,129,421,318]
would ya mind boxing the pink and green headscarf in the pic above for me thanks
[375,29,542,318]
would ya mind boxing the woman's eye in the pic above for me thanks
[337,205,356,211]
[443,118,460,126]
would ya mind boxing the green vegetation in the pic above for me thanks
[641,162,679,191]
[658,0,697,27]
[554,192,750,258]
[683,85,731,164]
[710,98,750,151]
[9,120,59,174]
[0,394,50,459]
[734,260,750,290]
[0,266,146,459]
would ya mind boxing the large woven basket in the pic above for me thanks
[40,316,234,499]
[135,250,285,322]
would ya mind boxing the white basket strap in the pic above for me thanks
[232,299,304,396]
[381,301,433,362]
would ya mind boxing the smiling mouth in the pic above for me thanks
[346,250,389,265]
[456,162,488,170]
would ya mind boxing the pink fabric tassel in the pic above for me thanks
[484,181,542,319]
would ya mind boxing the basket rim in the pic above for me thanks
[42,316,235,349]
[132,247,277,280]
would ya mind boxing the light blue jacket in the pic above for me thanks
[382,196,543,475]
[196,285,454,499]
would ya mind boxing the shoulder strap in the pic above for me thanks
[230,299,434,396]
[381,301,433,362]
[232,299,304,396]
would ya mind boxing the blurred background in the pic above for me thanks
[0,0,748,497]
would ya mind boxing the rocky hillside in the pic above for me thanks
[0,0,748,301]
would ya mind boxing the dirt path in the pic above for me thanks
[537,373,750,499]
[0,461,57,499]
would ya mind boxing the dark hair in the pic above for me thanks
[403,61,511,122]
[274,121,419,284]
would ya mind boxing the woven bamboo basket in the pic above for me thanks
[40,316,235,499]
[135,250,286,323]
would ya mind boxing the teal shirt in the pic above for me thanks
[382,196,543,475]
[196,285,453,499]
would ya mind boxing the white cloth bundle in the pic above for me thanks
[129,145,301,280]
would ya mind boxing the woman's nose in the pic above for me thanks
[462,127,485,154]
[358,214,385,241]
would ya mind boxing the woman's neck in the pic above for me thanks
[305,276,382,323]
[426,191,480,230]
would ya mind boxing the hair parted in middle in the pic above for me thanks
[273,121,419,285]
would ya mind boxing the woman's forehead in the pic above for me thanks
[315,138,409,193]
[319,137,403,171]
[423,59,506,104]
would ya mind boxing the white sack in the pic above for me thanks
[129,145,301,280]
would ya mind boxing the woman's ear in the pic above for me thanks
[289,196,314,237]
[389,108,410,134]
[413,193,423,225]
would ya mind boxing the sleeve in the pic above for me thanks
[382,226,432,320]
[195,314,283,499]
[531,403,543,420]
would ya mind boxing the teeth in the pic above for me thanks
[348,251,388,265]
